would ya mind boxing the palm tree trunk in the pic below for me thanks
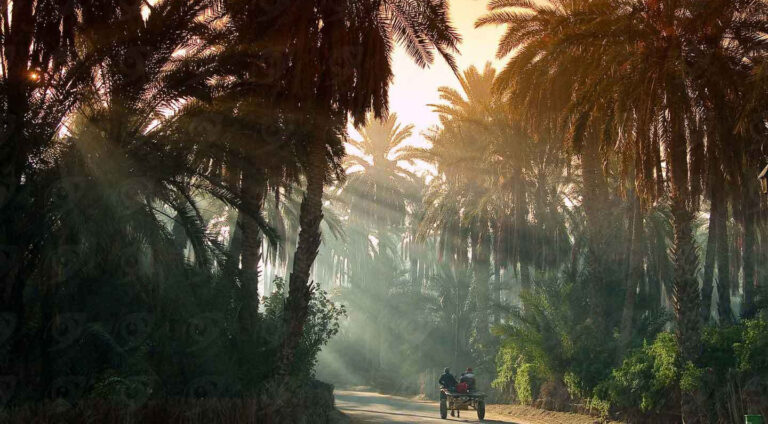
[667,102,703,423]
[279,138,326,376]
[646,245,664,313]
[520,263,531,292]
[515,175,531,292]
[474,227,492,340]
[457,224,469,268]
[731,224,742,296]
[493,255,501,325]
[741,178,757,318]
[653,125,665,199]
[454,283,460,370]
[240,167,266,334]
[672,200,704,424]
[700,202,717,323]
[714,193,733,323]
[581,136,610,321]
[619,196,644,358]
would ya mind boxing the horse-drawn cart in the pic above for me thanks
[439,388,486,420]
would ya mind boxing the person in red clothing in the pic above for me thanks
[460,367,476,392]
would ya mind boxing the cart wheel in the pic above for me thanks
[477,400,485,420]
[440,398,448,419]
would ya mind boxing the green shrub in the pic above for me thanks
[596,332,679,414]
[515,363,545,405]
[492,345,520,394]
[587,395,611,418]
[700,324,741,377]
[599,319,768,421]
[679,361,703,393]
[735,319,768,374]
[648,332,678,390]
[563,371,584,400]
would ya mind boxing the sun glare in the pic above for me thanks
[386,0,504,175]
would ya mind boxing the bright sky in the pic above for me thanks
[345,0,506,176]
[387,0,506,148]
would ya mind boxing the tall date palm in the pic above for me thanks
[227,0,461,377]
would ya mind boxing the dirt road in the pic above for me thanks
[334,390,520,423]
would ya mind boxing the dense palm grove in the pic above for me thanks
[1,0,768,423]
[319,1,768,423]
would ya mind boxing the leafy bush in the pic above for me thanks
[493,278,617,402]
[596,332,679,415]
[492,345,521,401]
[594,320,768,422]
[515,363,545,405]
[262,278,347,381]
[735,319,768,374]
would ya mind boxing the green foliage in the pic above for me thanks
[263,278,347,380]
[649,333,679,390]
[594,320,768,420]
[494,282,576,378]
[563,372,583,400]
[493,277,620,397]
[680,362,703,393]
[515,363,545,405]
[587,395,612,418]
[734,319,768,374]
[596,332,679,414]
[492,345,520,395]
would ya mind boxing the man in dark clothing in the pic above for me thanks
[439,367,458,391]
[438,368,459,417]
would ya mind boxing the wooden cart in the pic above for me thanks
[439,388,486,420]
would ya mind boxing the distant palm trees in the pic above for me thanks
[345,113,420,230]
[413,63,573,346]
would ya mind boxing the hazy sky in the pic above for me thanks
[385,0,506,148]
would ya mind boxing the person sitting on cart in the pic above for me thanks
[439,368,460,417]
[439,367,458,392]
[460,367,476,392]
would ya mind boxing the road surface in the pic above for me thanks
[335,390,520,423]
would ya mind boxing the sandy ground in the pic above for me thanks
[335,390,619,424]
[335,389,514,423]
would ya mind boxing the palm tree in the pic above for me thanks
[340,114,420,371]
[0,0,114,364]
[2,0,291,399]
[413,65,497,340]
[428,264,475,370]
[0,0,232,388]
[226,0,462,377]
[344,112,420,230]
